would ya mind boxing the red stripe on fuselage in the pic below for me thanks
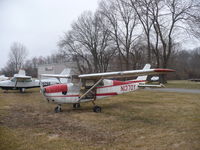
[96,92,118,96]
[46,92,118,98]
[46,95,79,98]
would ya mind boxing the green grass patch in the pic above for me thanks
[165,80,200,89]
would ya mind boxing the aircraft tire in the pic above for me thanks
[54,106,62,113]
[93,106,101,113]
[73,103,80,109]
[20,88,25,93]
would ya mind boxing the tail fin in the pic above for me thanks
[18,70,26,76]
[60,68,71,83]
[136,64,151,81]
[60,69,71,75]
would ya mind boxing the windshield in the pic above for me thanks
[10,77,16,82]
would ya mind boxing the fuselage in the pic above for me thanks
[43,79,146,104]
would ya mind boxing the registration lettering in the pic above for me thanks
[121,84,136,92]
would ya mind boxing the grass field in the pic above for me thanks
[0,86,200,150]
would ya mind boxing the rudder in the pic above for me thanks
[136,64,151,81]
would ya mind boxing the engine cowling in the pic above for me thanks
[44,84,68,94]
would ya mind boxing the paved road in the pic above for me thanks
[144,88,200,94]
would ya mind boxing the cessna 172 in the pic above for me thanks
[0,69,69,92]
[40,64,175,113]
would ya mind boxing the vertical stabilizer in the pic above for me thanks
[136,64,151,81]
[60,69,71,75]
[60,68,71,83]
[18,70,26,76]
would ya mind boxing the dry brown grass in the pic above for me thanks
[0,88,200,150]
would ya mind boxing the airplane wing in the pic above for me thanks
[40,74,71,78]
[11,75,32,88]
[79,68,175,80]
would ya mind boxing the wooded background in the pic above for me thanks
[1,0,200,81]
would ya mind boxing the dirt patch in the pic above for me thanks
[48,134,59,141]
[1,103,116,145]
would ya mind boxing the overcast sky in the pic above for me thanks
[0,0,99,69]
[0,0,199,70]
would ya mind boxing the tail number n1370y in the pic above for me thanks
[121,84,136,92]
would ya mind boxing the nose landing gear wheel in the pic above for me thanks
[20,88,25,93]
[93,106,101,113]
[73,103,80,109]
[54,105,62,113]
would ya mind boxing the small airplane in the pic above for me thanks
[0,69,69,92]
[0,70,39,92]
[40,64,175,113]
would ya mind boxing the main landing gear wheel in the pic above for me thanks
[54,105,62,113]
[20,88,25,93]
[93,106,101,113]
[73,103,80,109]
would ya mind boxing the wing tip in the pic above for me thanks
[154,69,176,72]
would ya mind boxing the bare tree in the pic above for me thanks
[99,0,140,70]
[139,0,195,83]
[1,62,16,77]
[8,42,28,73]
[187,1,200,40]
[59,11,115,73]
[127,0,154,64]
[152,0,194,67]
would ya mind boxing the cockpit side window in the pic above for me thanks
[11,77,16,82]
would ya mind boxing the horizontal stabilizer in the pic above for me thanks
[138,84,165,88]
[18,70,26,76]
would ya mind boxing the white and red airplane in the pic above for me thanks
[40,64,175,113]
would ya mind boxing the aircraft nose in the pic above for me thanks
[44,84,68,94]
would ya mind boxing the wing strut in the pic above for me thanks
[78,78,103,102]
[56,77,61,83]
[14,80,18,89]
[39,76,46,97]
